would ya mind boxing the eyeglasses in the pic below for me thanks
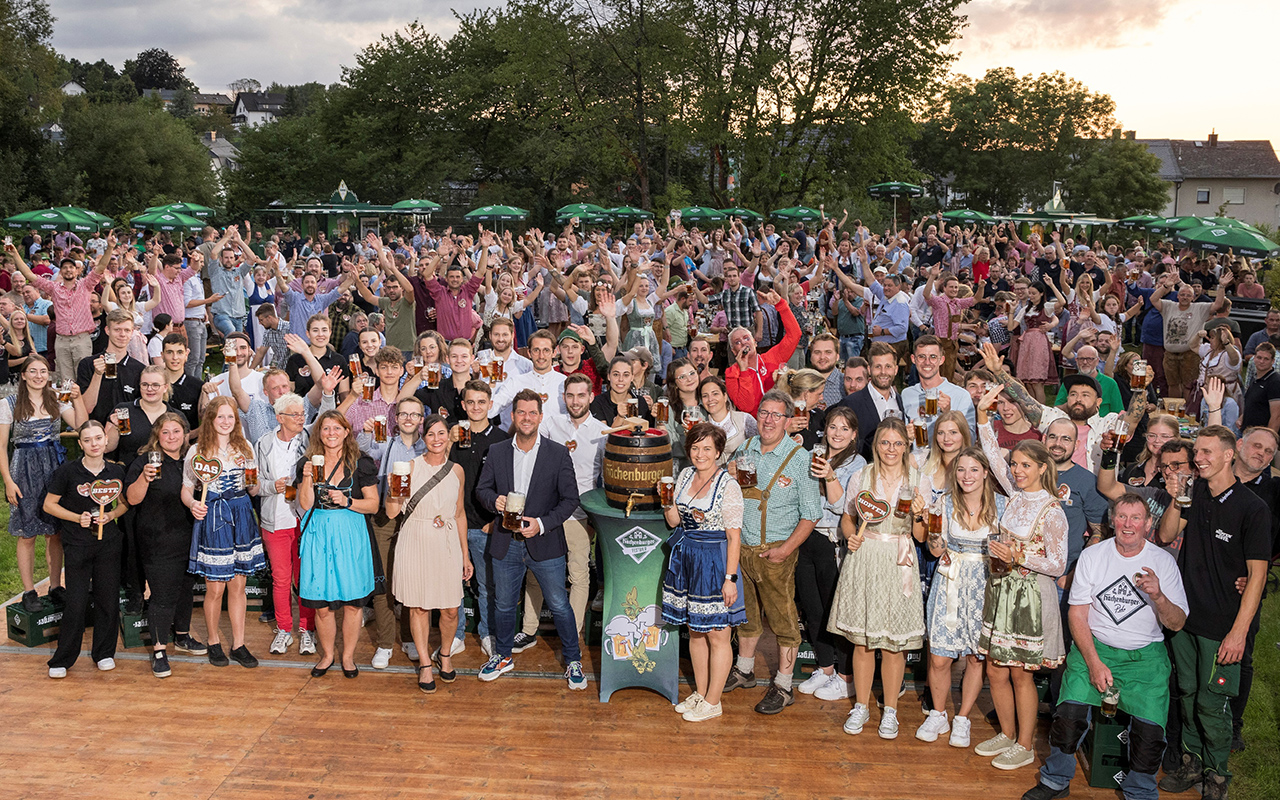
[397,412,423,419]
[1160,461,1190,472]
[758,410,789,421]
[675,371,698,382]
[877,440,907,449]
[278,412,305,419]
[139,383,165,390]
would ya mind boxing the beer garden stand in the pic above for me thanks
[580,488,678,704]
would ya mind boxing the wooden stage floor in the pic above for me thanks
[0,597,1199,800]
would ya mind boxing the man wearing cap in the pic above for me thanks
[723,286,800,416]
[555,325,611,396]
[1052,344,1125,417]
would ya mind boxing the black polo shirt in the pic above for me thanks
[1239,470,1280,560]
[76,353,144,424]
[1241,368,1280,430]
[286,347,345,398]
[448,421,510,529]
[46,458,128,545]
[590,391,651,426]
[416,379,465,421]
[1178,477,1272,639]
[169,373,203,431]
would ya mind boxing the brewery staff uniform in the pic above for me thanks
[1030,537,1187,800]
[285,347,346,399]
[1163,476,1270,793]
[724,435,822,711]
[589,388,651,427]
[448,419,510,650]
[168,372,204,431]
[524,410,609,636]
[76,352,144,424]
[45,457,129,674]
[490,368,567,429]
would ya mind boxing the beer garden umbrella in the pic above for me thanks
[3,207,98,233]
[555,211,611,227]
[719,207,763,223]
[1117,214,1160,229]
[676,206,725,225]
[770,206,823,223]
[144,202,217,219]
[390,199,442,213]
[608,206,654,222]
[940,209,995,223]
[464,205,529,222]
[1174,225,1280,258]
[129,210,206,233]
[867,181,924,225]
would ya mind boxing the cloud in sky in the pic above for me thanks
[48,0,1280,142]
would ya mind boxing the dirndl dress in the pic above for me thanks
[4,402,67,538]
[827,467,925,652]
[299,455,382,609]
[925,494,1006,659]
[186,457,264,581]
[661,468,746,631]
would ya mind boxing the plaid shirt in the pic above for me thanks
[733,436,822,546]
[260,320,291,369]
[718,285,760,332]
[32,271,101,336]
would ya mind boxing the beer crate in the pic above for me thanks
[7,596,93,647]
[1076,710,1131,789]
[792,640,818,678]
[119,608,152,649]
[192,574,267,611]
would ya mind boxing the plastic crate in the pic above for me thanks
[119,609,152,649]
[7,596,93,647]
[1077,710,1131,789]
[192,574,267,611]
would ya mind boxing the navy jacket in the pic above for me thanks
[476,435,580,562]
[837,386,905,461]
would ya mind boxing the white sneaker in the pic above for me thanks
[915,709,950,742]
[674,692,704,713]
[371,647,393,669]
[269,629,293,654]
[949,715,972,748]
[298,630,317,655]
[480,636,495,658]
[974,732,1016,757]
[48,667,67,679]
[878,706,900,739]
[401,641,420,662]
[96,658,116,671]
[814,674,853,701]
[682,698,723,722]
[844,703,870,735]
[796,670,831,695]
[430,637,467,662]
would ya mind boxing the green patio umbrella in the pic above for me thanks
[556,202,609,218]
[1145,216,1209,235]
[719,207,763,223]
[4,207,98,233]
[867,181,924,198]
[555,212,610,227]
[129,210,206,233]
[145,202,217,219]
[770,206,823,223]
[677,206,725,225]
[1175,225,1280,258]
[1117,214,1160,229]
[464,205,529,222]
[940,209,995,223]
[608,206,654,222]
[390,199,442,212]
[54,206,114,227]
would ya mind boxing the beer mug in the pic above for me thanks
[1114,419,1131,450]
[894,484,914,519]
[1101,685,1120,719]
[284,481,297,502]
[493,359,505,381]
[426,362,441,389]
[927,500,944,538]
[654,397,670,424]
[57,380,72,404]
[793,399,808,420]
[810,443,827,474]
[735,453,757,488]
[348,354,362,376]
[504,491,526,531]
[625,397,639,419]
[311,455,325,483]
[362,374,375,401]
[924,387,939,416]
[147,450,163,468]
[372,415,388,443]
[242,461,258,488]
[409,356,423,377]
[912,418,928,447]
[390,461,411,499]
[456,423,472,449]
[988,530,1012,577]
[104,352,118,379]
[1130,360,1146,390]
[682,407,702,432]
[657,476,675,507]
[1176,475,1193,509]
[114,407,132,435]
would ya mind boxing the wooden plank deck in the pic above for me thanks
[0,595,1197,800]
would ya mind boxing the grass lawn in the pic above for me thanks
[0,485,48,600]
[1233,579,1279,800]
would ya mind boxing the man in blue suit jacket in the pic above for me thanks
[476,388,587,689]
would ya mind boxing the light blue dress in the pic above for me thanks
[925,494,1006,659]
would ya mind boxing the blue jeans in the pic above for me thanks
[463,528,494,640]
[212,313,246,336]
[839,335,863,361]
[1039,702,1160,800]
[491,539,580,663]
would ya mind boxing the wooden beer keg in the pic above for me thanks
[603,428,673,510]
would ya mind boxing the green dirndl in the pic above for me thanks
[1059,638,1171,728]
[977,570,1065,670]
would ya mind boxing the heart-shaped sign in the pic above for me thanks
[89,479,123,507]
[192,455,223,484]
[852,490,890,523]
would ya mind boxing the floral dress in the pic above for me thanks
[2,396,70,538]
[184,445,265,581]
[1015,307,1058,383]
[661,468,746,631]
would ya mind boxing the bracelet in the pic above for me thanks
[1206,406,1221,413]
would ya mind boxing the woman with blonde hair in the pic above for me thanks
[775,367,826,448]
[828,418,926,740]
[296,410,381,678]
[182,395,263,668]
[1120,413,1180,488]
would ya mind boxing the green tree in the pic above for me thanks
[124,48,193,91]
[224,115,347,216]
[170,87,196,118]
[0,0,63,214]
[1061,136,1168,219]
[60,101,217,215]
[915,68,1117,214]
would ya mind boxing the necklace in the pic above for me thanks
[688,468,718,500]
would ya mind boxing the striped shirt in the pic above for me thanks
[32,271,101,336]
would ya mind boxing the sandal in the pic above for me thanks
[417,665,437,694]
[433,654,457,683]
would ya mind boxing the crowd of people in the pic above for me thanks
[4,211,1276,800]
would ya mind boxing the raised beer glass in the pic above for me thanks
[657,476,675,506]
[504,491,526,531]
[894,484,913,519]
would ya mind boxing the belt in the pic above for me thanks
[865,529,915,597]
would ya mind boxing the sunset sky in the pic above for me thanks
[48,0,1279,145]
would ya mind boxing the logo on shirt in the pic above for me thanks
[1057,483,1072,505]
[776,476,793,488]
[122,384,135,394]
[1096,575,1147,625]
[1214,528,1232,543]
[298,367,311,378]
[615,526,662,564]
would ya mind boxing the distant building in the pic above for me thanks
[39,122,65,144]
[203,131,240,171]
[60,81,85,96]
[141,89,232,115]
[232,92,286,128]
[1138,132,1280,226]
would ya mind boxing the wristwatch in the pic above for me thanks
[724,573,738,583]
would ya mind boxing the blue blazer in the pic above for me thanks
[836,386,905,461]
[476,435,580,562]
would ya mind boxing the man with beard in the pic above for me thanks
[353,237,416,355]
[1039,418,1109,576]
[808,333,844,407]
[842,357,868,396]
[476,317,532,378]
[1053,343,1124,416]
[836,342,905,460]
[272,257,356,332]
[688,336,715,381]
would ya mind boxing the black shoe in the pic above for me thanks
[418,666,437,694]
[21,590,42,612]
[723,666,757,693]
[1158,752,1204,793]
[754,684,795,715]
[1202,773,1229,800]
[230,645,258,668]
[207,643,230,667]
[150,651,172,679]
[1021,783,1070,800]
[433,655,456,683]
[172,634,208,655]
[343,664,359,678]
[1231,727,1246,753]
[511,631,537,653]
[311,659,332,677]
[48,586,67,607]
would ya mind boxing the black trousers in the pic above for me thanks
[49,536,122,669]
[144,558,194,646]
[119,509,145,601]
[794,533,851,672]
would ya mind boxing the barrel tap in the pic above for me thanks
[625,491,644,517]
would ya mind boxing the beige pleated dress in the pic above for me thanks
[392,459,465,610]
